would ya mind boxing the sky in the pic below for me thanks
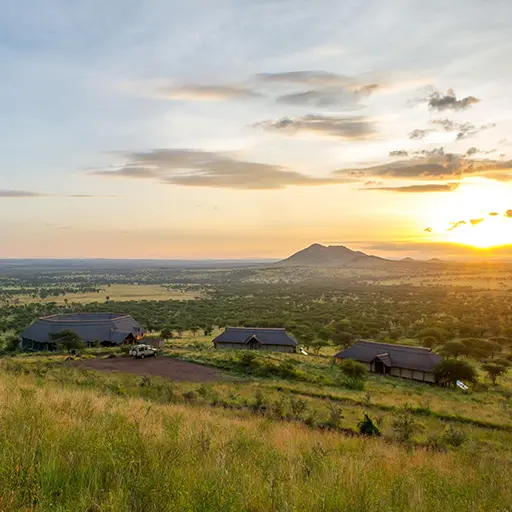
[1,0,512,259]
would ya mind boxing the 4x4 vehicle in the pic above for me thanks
[129,344,157,359]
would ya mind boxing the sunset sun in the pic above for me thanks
[426,178,512,250]
[447,218,511,248]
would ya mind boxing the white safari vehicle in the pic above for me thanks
[129,344,157,359]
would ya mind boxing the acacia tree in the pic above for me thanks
[434,359,477,386]
[441,341,469,359]
[482,363,508,385]
[160,327,173,341]
[50,330,84,353]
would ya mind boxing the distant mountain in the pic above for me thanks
[277,243,395,268]
[401,257,415,262]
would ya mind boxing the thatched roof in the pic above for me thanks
[213,327,298,347]
[20,313,144,345]
[335,340,442,372]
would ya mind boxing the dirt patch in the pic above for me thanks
[77,356,220,383]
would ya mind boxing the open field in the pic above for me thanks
[0,361,511,511]
[9,284,200,305]
[77,355,221,382]
[375,275,512,289]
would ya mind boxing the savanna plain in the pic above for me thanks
[1,258,512,511]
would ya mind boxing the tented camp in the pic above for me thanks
[213,327,298,353]
[335,340,443,383]
[20,313,145,351]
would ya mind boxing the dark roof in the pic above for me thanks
[20,313,144,344]
[335,340,442,372]
[213,327,298,347]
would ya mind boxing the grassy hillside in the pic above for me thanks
[0,369,510,511]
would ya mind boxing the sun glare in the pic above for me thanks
[428,178,512,249]
[448,218,511,248]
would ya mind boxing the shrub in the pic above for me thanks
[358,413,381,437]
[269,396,286,419]
[139,375,152,387]
[427,425,467,451]
[339,359,367,380]
[339,359,367,390]
[304,411,318,428]
[392,406,424,444]
[239,351,257,366]
[327,402,344,430]
[251,390,268,413]
[182,390,196,402]
[289,395,308,420]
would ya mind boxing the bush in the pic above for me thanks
[358,413,381,437]
[251,390,268,413]
[269,396,286,419]
[339,359,367,390]
[392,406,424,444]
[427,425,467,451]
[239,352,258,367]
[327,402,344,430]
[182,390,196,402]
[289,395,308,420]
[339,359,367,380]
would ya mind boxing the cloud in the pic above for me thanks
[389,150,408,157]
[448,220,467,231]
[506,210,512,218]
[424,227,433,232]
[408,129,433,140]
[431,119,456,131]
[67,194,121,198]
[254,71,355,87]
[428,89,480,111]
[275,87,375,108]
[154,84,262,102]
[456,123,495,141]
[0,190,116,199]
[0,189,49,198]
[489,212,499,216]
[465,147,480,156]
[431,119,495,140]
[470,218,485,226]
[254,115,377,139]
[363,183,459,193]
[89,148,354,190]
[255,70,381,108]
[407,87,480,111]
[335,152,512,181]
[412,147,445,157]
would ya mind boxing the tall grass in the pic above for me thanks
[0,373,510,511]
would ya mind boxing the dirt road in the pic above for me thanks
[77,356,219,382]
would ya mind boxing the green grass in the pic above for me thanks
[10,284,200,305]
[0,370,511,511]
[158,335,512,429]
[2,333,512,511]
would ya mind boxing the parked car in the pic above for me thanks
[129,344,157,359]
